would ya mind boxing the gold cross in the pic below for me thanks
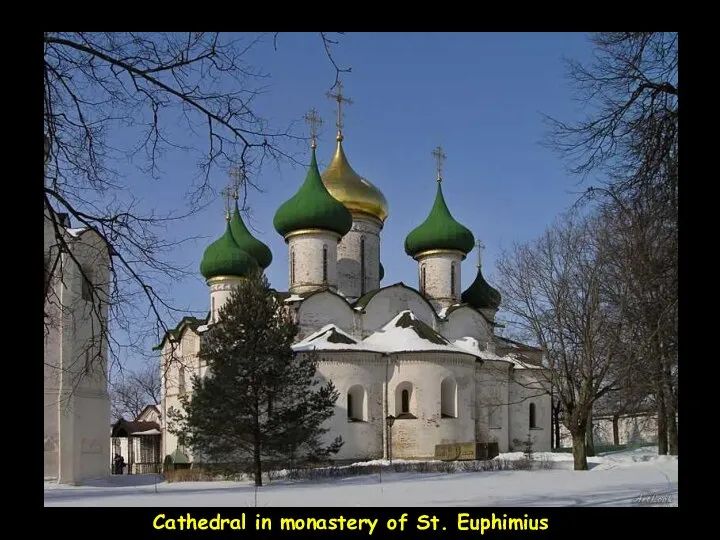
[229,165,244,201]
[221,186,233,221]
[303,107,323,148]
[432,145,447,182]
[476,239,485,268]
[325,79,353,140]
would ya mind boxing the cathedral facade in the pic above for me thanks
[159,93,551,463]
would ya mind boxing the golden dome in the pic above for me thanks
[321,138,389,223]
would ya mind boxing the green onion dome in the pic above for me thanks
[229,202,273,269]
[404,182,475,258]
[273,146,353,239]
[200,223,259,280]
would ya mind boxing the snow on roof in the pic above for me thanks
[438,304,462,318]
[66,227,87,237]
[132,428,161,436]
[452,337,543,369]
[361,311,475,356]
[292,324,378,352]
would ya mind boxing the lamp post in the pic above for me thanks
[386,415,396,464]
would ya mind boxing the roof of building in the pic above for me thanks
[495,335,543,352]
[462,264,502,310]
[153,314,210,351]
[229,202,273,269]
[111,419,161,437]
[452,337,543,370]
[361,310,476,356]
[404,182,475,258]
[273,146,353,239]
[292,324,374,353]
[321,138,389,223]
[199,222,259,281]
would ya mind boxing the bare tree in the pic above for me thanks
[497,211,630,470]
[111,365,162,421]
[43,32,350,387]
[594,185,677,454]
[544,32,678,456]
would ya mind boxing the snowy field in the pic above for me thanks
[44,446,677,507]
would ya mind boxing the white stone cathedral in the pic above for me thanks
[160,87,551,463]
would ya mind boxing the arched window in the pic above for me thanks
[211,297,216,323]
[529,403,537,429]
[347,385,367,421]
[441,377,457,418]
[360,237,366,295]
[451,262,456,297]
[395,382,415,418]
[322,245,328,282]
[420,265,426,294]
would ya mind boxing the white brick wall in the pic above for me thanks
[361,284,438,336]
[296,291,356,340]
[442,306,492,344]
[508,370,551,452]
[44,209,112,484]
[415,251,464,311]
[336,216,382,299]
[209,277,245,322]
[287,232,340,294]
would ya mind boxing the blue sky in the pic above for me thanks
[104,32,596,373]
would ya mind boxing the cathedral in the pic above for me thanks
[159,84,551,463]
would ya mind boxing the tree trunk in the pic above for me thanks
[656,392,668,455]
[660,349,678,455]
[612,414,620,446]
[571,431,589,471]
[664,380,678,455]
[554,405,561,450]
[585,410,595,457]
[253,441,262,487]
[550,398,555,449]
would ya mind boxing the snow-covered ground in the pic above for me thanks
[44,446,677,507]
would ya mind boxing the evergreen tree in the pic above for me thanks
[168,272,342,486]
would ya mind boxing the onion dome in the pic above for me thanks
[200,223,259,281]
[273,145,353,239]
[404,181,474,258]
[229,202,273,269]
[462,243,501,310]
[321,138,389,223]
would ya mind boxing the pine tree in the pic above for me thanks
[168,272,342,486]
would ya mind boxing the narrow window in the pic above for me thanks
[401,389,410,414]
[347,393,353,419]
[451,262,456,297]
[420,266,426,294]
[290,248,295,284]
[322,245,328,282]
[211,297,215,323]
[360,237,366,295]
[81,272,93,301]
[529,403,537,429]
[178,366,186,394]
